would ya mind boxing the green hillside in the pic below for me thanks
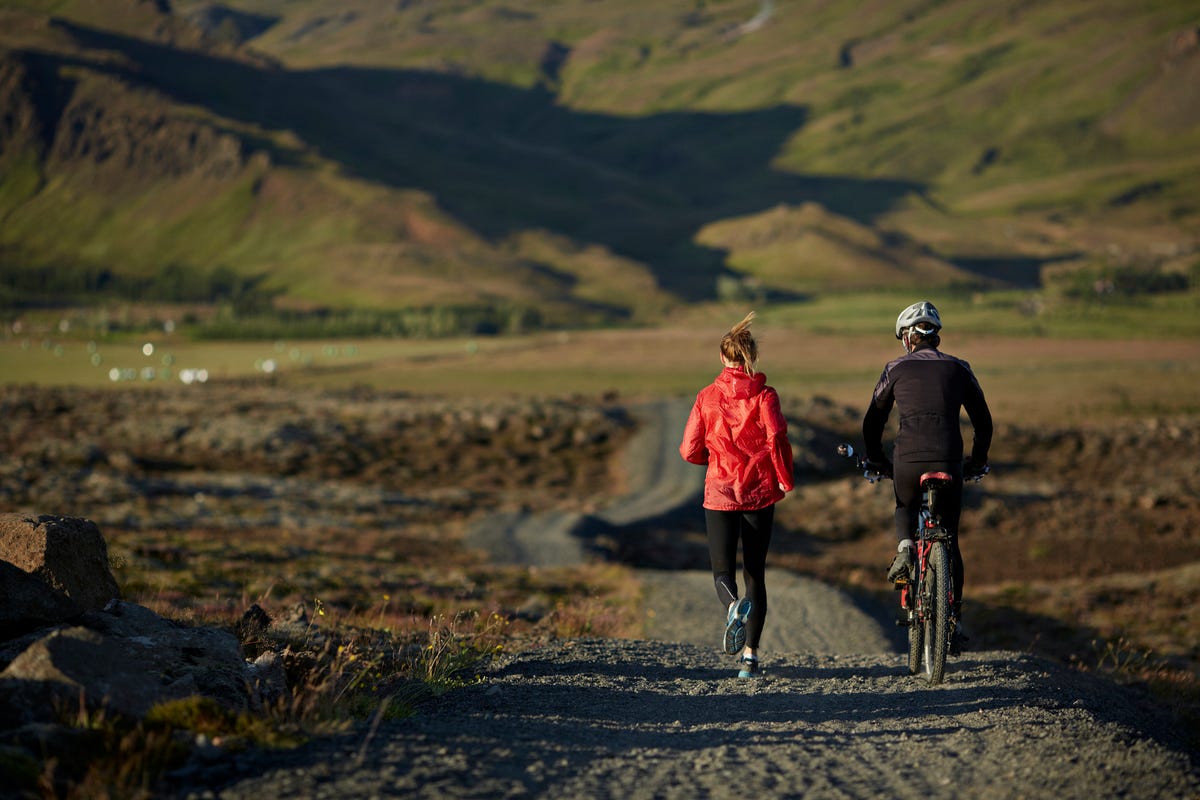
[0,0,1196,332]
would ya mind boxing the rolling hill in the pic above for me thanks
[0,0,1196,329]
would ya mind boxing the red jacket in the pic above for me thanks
[680,367,794,511]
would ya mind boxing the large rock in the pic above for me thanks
[0,510,294,793]
[1,601,254,724]
[0,561,79,638]
[0,514,120,615]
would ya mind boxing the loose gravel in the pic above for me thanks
[195,634,1198,799]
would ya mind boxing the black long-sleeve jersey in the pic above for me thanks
[862,343,993,465]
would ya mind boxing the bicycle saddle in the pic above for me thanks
[919,471,954,487]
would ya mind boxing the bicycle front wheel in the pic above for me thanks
[905,584,923,675]
[922,542,951,684]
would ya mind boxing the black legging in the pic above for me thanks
[705,505,774,649]
[893,459,964,609]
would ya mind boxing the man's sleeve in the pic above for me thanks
[963,365,993,463]
[862,368,893,463]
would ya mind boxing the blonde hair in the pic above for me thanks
[720,311,759,375]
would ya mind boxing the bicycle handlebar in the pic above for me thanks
[836,443,887,484]
[836,443,989,484]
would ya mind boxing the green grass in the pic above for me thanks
[0,335,392,387]
[757,290,1200,338]
[6,297,1199,428]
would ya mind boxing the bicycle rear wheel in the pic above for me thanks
[922,542,951,684]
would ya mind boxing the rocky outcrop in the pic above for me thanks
[0,514,120,622]
[48,93,247,179]
[0,514,285,729]
[1,601,260,724]
[0,560,80,638]
[0,49,248,180]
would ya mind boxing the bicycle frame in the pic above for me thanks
[898,472,953,599]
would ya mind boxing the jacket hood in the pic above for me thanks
[716,367,767,399]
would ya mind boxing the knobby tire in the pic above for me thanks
[924,541,951,684]
[906,583,923,675]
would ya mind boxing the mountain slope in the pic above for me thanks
[0,1,1196,324]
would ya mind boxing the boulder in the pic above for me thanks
[0,561,79,639]
[0,509,300,793]
[1,601,253,724]
[0,514,120,614]
[0,514,290,728]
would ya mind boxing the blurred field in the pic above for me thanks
[5,295,1199,426]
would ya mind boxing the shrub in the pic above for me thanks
[1046,263,1190,300]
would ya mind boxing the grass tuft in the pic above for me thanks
[1072,637,1200,752]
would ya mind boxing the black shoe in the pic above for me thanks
[949,623,969,656]
[887,548,914,584]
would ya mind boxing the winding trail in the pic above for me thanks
[466,397,898,654]
[463,398,703,565]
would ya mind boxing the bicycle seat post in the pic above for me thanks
[919,472,954,532]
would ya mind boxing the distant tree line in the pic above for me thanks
[0,260,547,338]
[1048,263,1192,300]
[0,261,275,311]
[194,304,544,339]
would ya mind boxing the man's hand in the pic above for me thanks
[865,458,893,479]
[963,457,990,481]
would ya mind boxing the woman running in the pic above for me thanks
[679,311,794,678]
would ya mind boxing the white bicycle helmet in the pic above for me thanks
[894,300,942,339]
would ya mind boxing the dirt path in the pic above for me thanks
[207,638,1197,799]
[192,401,1200,799]
[462,397,705,566]
[466,397,903,654]
[640,567,899,655]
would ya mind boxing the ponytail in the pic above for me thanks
[720,311,759,375]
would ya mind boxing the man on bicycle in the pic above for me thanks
[862,300,992,649]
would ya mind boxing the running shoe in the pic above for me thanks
[723,598,752,655]
[737,655,760,679]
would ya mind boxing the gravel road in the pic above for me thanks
[207,639,1197,800]
[192,400,1200,799]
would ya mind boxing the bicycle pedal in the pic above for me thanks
[892,579,908,589]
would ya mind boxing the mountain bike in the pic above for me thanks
[837,443,988,684]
